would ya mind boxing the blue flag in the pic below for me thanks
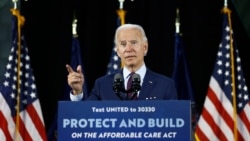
[172,33,194,101]
[172,32,198,129]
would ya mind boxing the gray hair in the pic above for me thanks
[114,24,148,45]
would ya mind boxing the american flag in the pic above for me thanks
[195,8,250,141]
[0,9,47,141]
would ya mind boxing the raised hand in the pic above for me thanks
[66,64,84,95]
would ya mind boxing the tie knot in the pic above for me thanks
[128,72,135,78]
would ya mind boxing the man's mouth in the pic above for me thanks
[125,55,135,59]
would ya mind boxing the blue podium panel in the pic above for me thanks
[58,100,191,141]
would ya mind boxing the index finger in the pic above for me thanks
[66,64,74,73]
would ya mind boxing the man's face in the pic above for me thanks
[116,28,148,69]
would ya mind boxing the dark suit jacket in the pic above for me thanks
[86,69,178,100]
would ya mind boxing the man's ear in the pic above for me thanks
[116,47,121,57]
[144,43,148,56]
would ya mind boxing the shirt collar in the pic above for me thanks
[123,64,146,80]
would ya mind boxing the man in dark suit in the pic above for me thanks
[66,24,178,101]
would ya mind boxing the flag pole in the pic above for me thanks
[222,0,238,140]
[11,0,24,140]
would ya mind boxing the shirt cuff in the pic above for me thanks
[70,91,84,101]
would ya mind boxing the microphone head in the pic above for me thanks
[132,73,140,82]
[114,73,123,82]
[131,73,141,92]
[113,73,124,93]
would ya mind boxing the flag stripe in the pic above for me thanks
[239,104,250,132]
[208,78,235,132]
[237,106,250,140]
[195,113,218,141]
[26,101,47,140]
[0,112,12,141]
[16,115,32,141]
[0,93,16,140]
[206,88,232,140]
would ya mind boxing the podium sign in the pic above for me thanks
[58,100,191,141]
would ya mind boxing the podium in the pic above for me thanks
[57,100,191,141]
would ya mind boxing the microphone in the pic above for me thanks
[113,73,124,94]
[130,73,141,99]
